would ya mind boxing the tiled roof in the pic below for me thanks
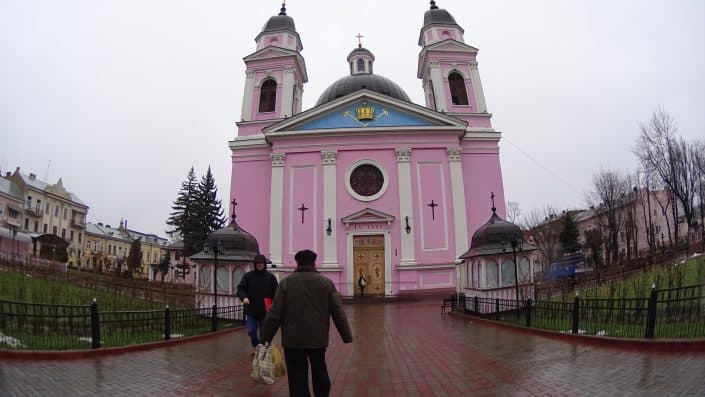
[0,178,23,201]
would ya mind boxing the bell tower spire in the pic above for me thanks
[239,3,308,126]
[417,1,489,120]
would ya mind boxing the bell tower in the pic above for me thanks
[417,1,488,122]
[239,3,308,128]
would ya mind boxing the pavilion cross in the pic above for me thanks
[356,33,364,48]
[427,199,439,220]
[231,198,238,222]
[298,203,309,224]
[491,192,496,212]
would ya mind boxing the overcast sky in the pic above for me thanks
[2,0,704,237]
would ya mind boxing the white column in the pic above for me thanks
[447,147,469,259]
[469,63,487,113]
[269,153,286,267]
[396,148,416,267]
[280,66,295,118]
[241,70,255,121]
[321,150,338,268]
[429,61,447,112]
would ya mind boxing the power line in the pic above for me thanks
[501,135,584,196]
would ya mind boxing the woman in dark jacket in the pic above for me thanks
[236,254,278,348]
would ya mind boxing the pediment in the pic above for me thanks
[263,90,466,134]
[243,46,299,62]
[341,208,395,225]
[424,39,478,53]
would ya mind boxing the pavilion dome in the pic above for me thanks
[190,218,260,262]
[460,211,523,258]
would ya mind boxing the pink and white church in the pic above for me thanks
[228,2,509,298]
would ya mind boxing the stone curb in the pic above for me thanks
[449,311,705,354]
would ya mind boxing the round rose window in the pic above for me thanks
[349,164,384,197]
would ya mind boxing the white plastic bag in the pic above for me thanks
[251,343,276,384]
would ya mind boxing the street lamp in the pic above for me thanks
[203,240,224,310]
[500,231,523,303]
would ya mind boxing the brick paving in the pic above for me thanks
[2,298,705,396]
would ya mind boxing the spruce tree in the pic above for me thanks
[167,167,200,256]
[196,166,226,245]
[559,212,581,254]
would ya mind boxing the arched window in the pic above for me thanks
[258,79,277,113]
[357,58,365,73]
[518,257,531,283]
[448,72,469,106]
[501,260,516,286]
[485,260,498,288]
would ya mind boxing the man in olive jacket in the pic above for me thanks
[261,249,352,397]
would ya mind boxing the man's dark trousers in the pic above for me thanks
[284,347,330,397]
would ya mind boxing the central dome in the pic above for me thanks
[315,45,410,106]
[316,74,410,106]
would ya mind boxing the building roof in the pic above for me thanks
[15,171,87,207]
[0,178,23,201]
[423,1,459,27]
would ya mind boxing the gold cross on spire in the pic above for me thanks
[356,33,364,48]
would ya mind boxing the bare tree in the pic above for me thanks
[586,168,631,266]
[634,109,699,243]
[506,201,521,224]
[692,140,705,241]
[635,168,657,253]
[523,206,561,272]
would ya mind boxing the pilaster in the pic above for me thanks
[396,148,416,267]
[321,150,338,268]
[447,147,468,258]
[429,61,447,112]
[469,63,487,113]
[269,153,286,266]
[241,70,255,121]
[280,66,295,118]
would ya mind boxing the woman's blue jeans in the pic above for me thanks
[246,315,264,347]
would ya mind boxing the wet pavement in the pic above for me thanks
[2,298,705,396]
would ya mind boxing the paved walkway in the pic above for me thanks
[2,298,705,396]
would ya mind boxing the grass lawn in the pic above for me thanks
[0,268,188,310]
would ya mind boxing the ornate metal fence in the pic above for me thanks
[449,283,705,339]
[0,300,244,350]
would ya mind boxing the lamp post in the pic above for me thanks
[501,231,524,303]
[203,240,224,310]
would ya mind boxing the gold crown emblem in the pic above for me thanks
[356,103,374,121]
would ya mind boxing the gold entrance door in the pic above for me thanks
[353,235,385,296]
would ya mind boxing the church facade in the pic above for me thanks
[229,2,507,297]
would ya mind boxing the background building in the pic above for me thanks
[3,167,88,266]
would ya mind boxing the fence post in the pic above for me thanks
[211,304,218,332]
[458,293,465,312]
[474,296,479,314]
[645,283,658,339]
[164,305,171,341]
[495,298,500,320]
[90,298,100,349]
[571,294,580,334]
[526,298,532,327]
